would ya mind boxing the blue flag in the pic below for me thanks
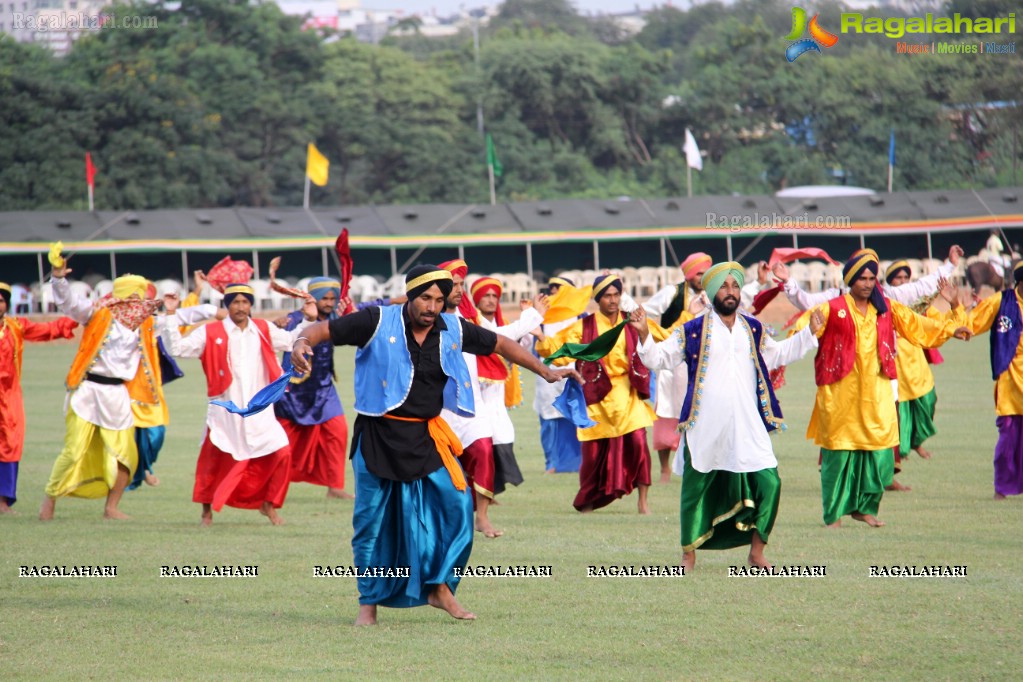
[888,128,896,167]
[210,369,297,417]
[552,379,597,428]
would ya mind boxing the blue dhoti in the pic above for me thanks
[351,445,474,607]
[129,425,166,491]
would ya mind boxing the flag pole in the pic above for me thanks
[887,163,893,194]
[488,162,496,206]
[687,164,692,198]
[88,184,94,212]
[303,175,311,210]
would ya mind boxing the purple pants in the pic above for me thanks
[994,416,1023,496]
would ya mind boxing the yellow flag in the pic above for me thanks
[48,241,65,268]
[544,284,593,325]
[306,143,329,187]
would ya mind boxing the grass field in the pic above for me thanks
[3,334,1021,680]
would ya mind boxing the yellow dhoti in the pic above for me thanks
[44,410,137,499]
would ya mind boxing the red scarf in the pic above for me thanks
[98,295,162,332]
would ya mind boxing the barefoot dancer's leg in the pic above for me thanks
[103,465,131,520]
[748,534,772,569]
[355,604,377,626]
[428,584,476,621]
[474,497,503,538]
[658,449,672,484]
[200,503,213,526]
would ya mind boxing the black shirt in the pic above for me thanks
[328,306,498,481]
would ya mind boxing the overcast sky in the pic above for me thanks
[360,0,677,18]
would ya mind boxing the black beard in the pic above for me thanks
[712,295,739,315]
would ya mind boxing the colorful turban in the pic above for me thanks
[843,253,887,314]
[112,274,148,300]
[1013,261,1023,285]
[307,277,341,302]
[0,282,11,307]
[850,247,879,261]
[405,265,453,299]
[701,261,745,302]
[549,276,575,289]
[471,277,505,326]
[438,259,468,280]
[680,252,713,281]
[222,283,255,307]
[884,260,911,285]
[592,274,623,301]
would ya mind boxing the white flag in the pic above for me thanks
[683,128,703,171]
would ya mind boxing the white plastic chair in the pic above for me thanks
[10,284,32,314]
[40,282,56,312]
[68,280,94,305]
[94,279,114,299]
[248,279,273,311]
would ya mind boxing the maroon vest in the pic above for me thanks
[814,296,896,386]
[577,313,650,403]
[200,318,283,397]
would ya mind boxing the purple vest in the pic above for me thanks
[990,290,1023,380]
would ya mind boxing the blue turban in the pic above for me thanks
[307,277,341,302]
[592,274,623,301]
[842,254,887,315]
[222,283,255,307]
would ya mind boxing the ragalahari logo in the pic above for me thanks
[785,7,839,62]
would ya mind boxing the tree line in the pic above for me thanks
[0,0,1019,211]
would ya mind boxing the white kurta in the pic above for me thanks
[638,312,818,474]
[533,316,582,420]
[782,259,956,311]
[53,276,139,430]
[161,316,307,460]
[477,308,543,445]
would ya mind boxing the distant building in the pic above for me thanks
[1,0,111,56]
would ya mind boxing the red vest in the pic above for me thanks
[200,318,282,397]
[579,313,650,400]
[814,296,897,386]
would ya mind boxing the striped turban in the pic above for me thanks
[701,261,745,301]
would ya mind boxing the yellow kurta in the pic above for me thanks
[894,306,945,402]
[807,296,964,451]
[968,290,1023,416]
[536,312,655,441]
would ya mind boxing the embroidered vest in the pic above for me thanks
[200,318,282,398]
[353,305,474,417]
[65,307,159,405]
[990,290,1023,380]
[678,314,784,433]
[577,313,650,401]
[814,295,896,386]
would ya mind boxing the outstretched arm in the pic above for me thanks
[493,334,581,384]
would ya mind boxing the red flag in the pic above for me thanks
[85,152,96,188]
[751,285,783,316]
[767,247,837,267]
[335,228,354,303]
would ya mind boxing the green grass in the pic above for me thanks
[2,337,1021,680]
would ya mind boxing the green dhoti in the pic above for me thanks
[679,445,781,552]
[897,388,937,458]
[819,448,894,525]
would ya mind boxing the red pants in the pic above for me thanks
[193,435,291,512]
[573,429,651,511]
[458,437,495,505]
[280,414,348,489]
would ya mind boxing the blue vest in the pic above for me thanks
[677,313,784,433]
[990,290,1023,380]
[353,305,475,417]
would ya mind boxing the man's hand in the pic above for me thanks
[953,326,973,341]
[301,294,318,321]
[757,261,771,285]
[948,244,964,266]
[52,259,71,279]
[541,366,582,384]
[530,293,550,316]
[163,292,180,314]
[272,315,290,329]
[937,276,958,305]
[291,338,313,374]
[808,308,825,335]
[629,307,650,343]
[771,262,790,283]
[192,269,208,294]
[688,292,707,314]
[215,308,228,320]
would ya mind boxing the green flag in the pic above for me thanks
[543,320,628,365]
[486,133,503,178]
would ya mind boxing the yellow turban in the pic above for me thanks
[112,274,148,299]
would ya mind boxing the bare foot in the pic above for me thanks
[144,472,160,487]
[994,493,1007,501]
[0,501,16,515]
[355,604,377,626]
[749,535,771,568]
[825,520,842,528]
[39,496,56,521]
[428,584,476,621]
[260,502,285,526]
[851,512,885,527]
[885,478,912,492]
[545,468,556,474]
[638,500,651,515]
[326,488,354,500]
[748,553,773,569]
[915,447,932,460]
[474,519,504,538]
[681,551,696,574]
[577,504,594,514]
[103,507,131,520]
[659,471,672,484]
[200,504,213,527]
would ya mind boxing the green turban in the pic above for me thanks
[701,261,745,301]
